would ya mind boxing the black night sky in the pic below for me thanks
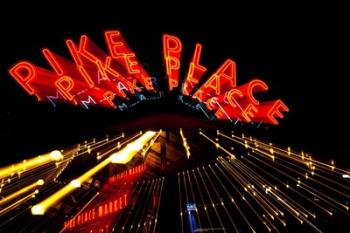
[1,7,350,167]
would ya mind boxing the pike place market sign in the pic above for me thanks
[8,30,288,125]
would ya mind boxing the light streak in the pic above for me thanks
[111,131,156,164]
[195,167,226,231]
[151,177,165,233]
[185,170,203,229]
[96,132,136,160]
[131,179,156,231]
[177,173,185,233]
[59,192,99,233]
[120,181,146,233]
[196,130,350,232]
[0,190,38,215]
[141,130,162,157]
[190,170,215,231]
[0,179,43,206]
[0,150,63,180]
[201,166,239,232]
[1,129,349,232]
[31,131,155,215]
[179,129,191,158]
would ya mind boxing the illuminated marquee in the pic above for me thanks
[8,30,289,125]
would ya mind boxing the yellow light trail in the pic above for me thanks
[190,170,215,231]
[235,131,350,177]
[228,155,309,219]
[0,151,63,180]
[0,190,38,215]
[178,129,350,232]
[220,131,350,202]
[97,132,139,161]
[111,131,157,164]
[141,130,162,156]
[220,155,306,227]
[234,133,348,215]
[199,131,235,158]
[255,140,350,191]
[31,131,156,215]
[241,153,337,218]
[179,129,191,158]
[202,131,326,229]
[242,155,332,216]
[214,161,269,231]
[202,131,284,224]
[231,156,316,220]
[218,157,279,221]
[195,167,227,232]
[250,148,350,210]
[201,166,240,232]
[0,179,44,206]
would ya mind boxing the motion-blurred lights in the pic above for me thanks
[37,179,45,185]
[111,131,156,164]
[50,150,63,161]
[31,131,156,215]
[126,141,144,151]
[70,179,81,188]
[31,205,44,215]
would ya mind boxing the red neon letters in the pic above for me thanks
[163,34,182,91]
[9,31,155,109]
[193,59,237,102]
[8,30,289,125]
[161,36,289,125]
[182,44,207,95]
[63,193,128,230]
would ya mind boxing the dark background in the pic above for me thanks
[0,8,349,167]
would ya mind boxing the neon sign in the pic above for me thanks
[63,163,146,232]
[166,35,289,125]
[107,163,146,184]
[8,30,289,125]
[63,193,128,230]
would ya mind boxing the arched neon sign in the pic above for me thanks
[8,30,289,125]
